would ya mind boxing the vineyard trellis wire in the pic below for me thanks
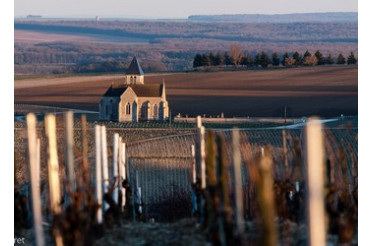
[14,120,358,220]
[117,124,357,221]
[14,113,358,245]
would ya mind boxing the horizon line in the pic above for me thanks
[14,11,358,20]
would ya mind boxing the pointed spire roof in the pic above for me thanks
[126,56,144,75]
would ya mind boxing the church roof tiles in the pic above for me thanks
[103,84,163,98]
[125,56,144,75]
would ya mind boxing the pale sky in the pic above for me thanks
[15,0,357,19]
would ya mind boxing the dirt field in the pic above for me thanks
[14,66,357,117]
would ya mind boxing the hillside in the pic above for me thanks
[14,19,357,74]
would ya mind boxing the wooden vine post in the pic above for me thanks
[205,130,221,244]
[117,136,122,209]
[195,116,206,223]
[191,144,197,216]
[36,138,41,194]
[94,125,103,224]
[257,147,277,246]
[120,141,126,210]
[44,114,63,246]
[305,118,326,246]
[100,125,110,212]
[232,128,244,236]
[196,116,206,189]
[215,134,232,246]
[64,111,76,194]
[293,139,302,192]
[191,144,196,184]
[81,114,89,189]
[200,128,206,190]
[26,114,45,246]
[282,129,289,177]
[112,133,119,204]
[133,171,142,221]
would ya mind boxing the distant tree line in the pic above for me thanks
[193,45,357,68]
[14,42,194,74]
[15,21,358,44]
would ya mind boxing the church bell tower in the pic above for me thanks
[124,56,145,85]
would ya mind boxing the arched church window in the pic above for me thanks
[126,103,131,115]
[130,76,133,83]
[134,76,137,83]
[153,104,158,118]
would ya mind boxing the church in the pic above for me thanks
[99,57,169,122]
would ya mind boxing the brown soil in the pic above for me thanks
[14,66,357,117]
[93,219,209,246]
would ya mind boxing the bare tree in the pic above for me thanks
[284,57,296,67]
[303,55,318,66]
[229,43,244,66]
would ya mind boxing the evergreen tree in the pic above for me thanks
[213,52,223,66]
[193,54,203,67]
[240,56,248,66]
[254,53,261,67]
[214,52,223,66]
[246,54,253,67]
[208,52,215,66]
[336,54,346,64]
[303,50,311,58]
[282,52,289,66]
[292,51,302,66]
[241,53,253,67]
[315,50,325,65]
[201,54,212,66]
[347,52,357,65]
[302,50,311,63]
[326,54,334,65]
[272,52,280,66]
[223,52,233,65]
[260,51,271,67]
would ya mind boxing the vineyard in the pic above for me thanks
[14,113,358,245]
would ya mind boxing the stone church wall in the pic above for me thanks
[137,97,168,121]
[119,88,138,122]
[99,97,120,121]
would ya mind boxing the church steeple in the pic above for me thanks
[125,56,144,84]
